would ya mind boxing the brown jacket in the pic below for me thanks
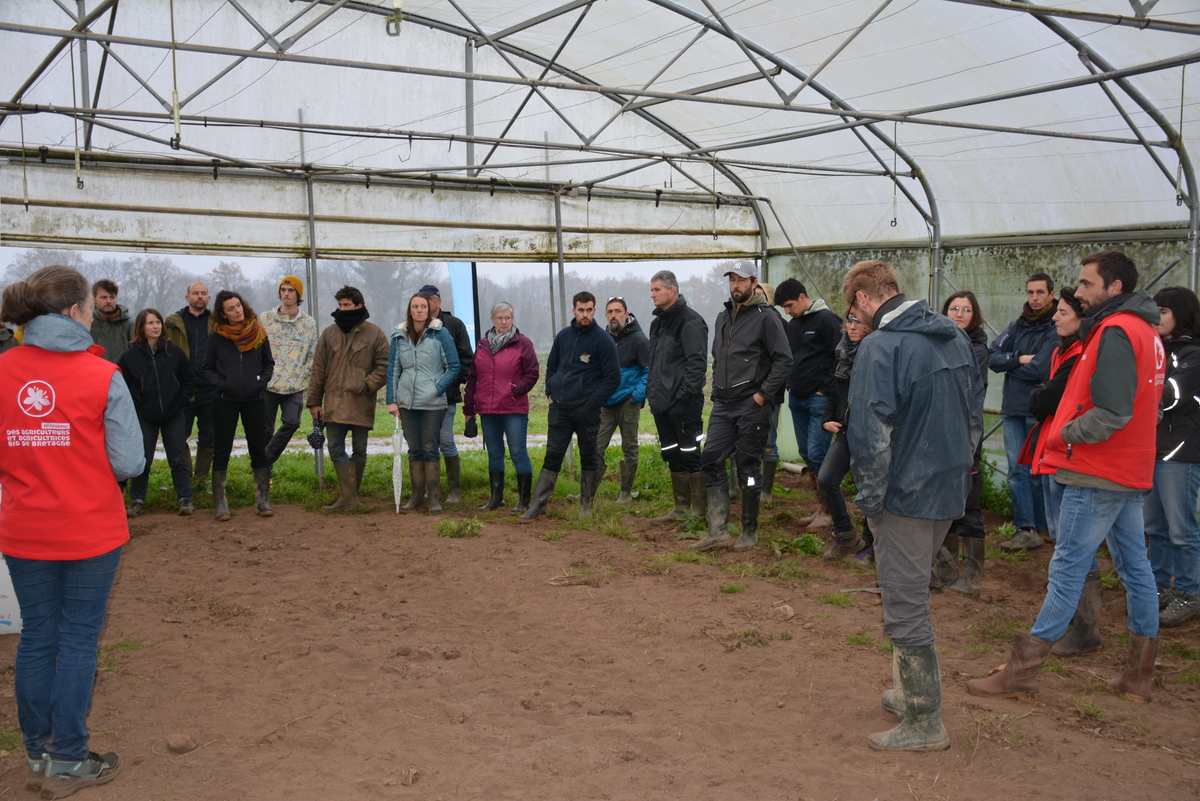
[305,321,389,428]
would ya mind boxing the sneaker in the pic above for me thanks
[1158,585,1178,611]
[41,752,121,799]
[125,500,143,519]
[1160,593,1200,628]
[26,757,46,791]
[853,545,875,565]
[823,532,865,562]
[178,499,194,517]
[999,527,1042,551]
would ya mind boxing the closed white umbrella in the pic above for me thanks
[392,416,405,513]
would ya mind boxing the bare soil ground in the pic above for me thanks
[0,473,1197,801]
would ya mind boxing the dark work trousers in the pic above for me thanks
[184,397,215,449]
[817,433,874,545]
[872,511,952,648]
[653,397,704,474]
[947,445,985,540]
[542,402,601,474]
[597,398,642,467]
[701,396,771,493]
[130,413,192,502]
[212,397,270,472]
[264,390,305,463]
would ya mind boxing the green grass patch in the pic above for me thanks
[991,522,1017,540]
[1040,662,1069,676]
[598,522,636,541]
[1162,639,1200,660]
[1173,668,1200,686]
[542,531,564,541]
[985,545,1029,564]
[779,631,793,641]
[0,723,23,752]
[643,550,720,574]
[1099,569,1123,590]
[879,640,894,653]
[97,634,144,674]
[844,632,873,647]
[967,614,1025,644]
[820,592,853,608]
[435,518,483,538]
[1071,697,1106,720]
[719,583,746,594]
[745,560,820,582]
[741,629,768,648]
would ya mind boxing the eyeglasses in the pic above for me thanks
[948,306,973,314]
[491,315,513,322]
[846,315,860,324]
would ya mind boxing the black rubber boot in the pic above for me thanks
[869,644,950,751]
[354,460,365,493]
[1051,569,1104,656]
[480,471,505,511]
[511,473,533,514]
[444,455,462,504]
[578,469,600,519]
[945,537,984,596]
[402,460,425,512]
[688,471,706,518]
[732,491,760,552]
[692,485,733,551]
[425,461,442,513]
[617,460,635,505]
[517,469,558,521]
[761,461,777,505]
[253,467,274,517]
[651,473,689,522]
[193,447,214,494]
[212,470,231,522]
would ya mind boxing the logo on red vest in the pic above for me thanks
[17,381,55,418]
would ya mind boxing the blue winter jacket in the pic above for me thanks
[988,310,1055,416]
[605,314,649,407]
[545,319,620,410]
[848,296,985,520]
[385,318,460,410]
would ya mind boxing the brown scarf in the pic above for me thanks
[215,316,267,353]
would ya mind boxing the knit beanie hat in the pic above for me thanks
[279,275,305,300]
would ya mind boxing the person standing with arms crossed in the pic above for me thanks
[165,282,217,493]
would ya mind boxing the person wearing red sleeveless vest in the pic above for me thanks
[969,252,1165,705]
[0,266,144,798]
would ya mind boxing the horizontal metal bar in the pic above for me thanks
[941,0,1200,36]
[624,67,781,111]
[487,0,594,42]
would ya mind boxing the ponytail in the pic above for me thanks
[1,265,89,326]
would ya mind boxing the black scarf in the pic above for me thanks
[1021,301,1055,325]
[332,306,369,333]
[833,332,860,381]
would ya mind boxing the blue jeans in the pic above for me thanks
[1144,460,1200,596]
[788,392,832,476]
[481,413,531,474]
[1031,484,1158,640]
[1002,415,1046,530]
[325,423,369,464]
[400,408,447,462]
[438,404,459,458]
[1042,475,1098,569]
[4,547,122,761]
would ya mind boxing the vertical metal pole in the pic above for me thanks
[300,108,325,485]
[930,218,944,309]
[554,192,574,477]
[76,1,92,148]
[465,38,475,176]
[548,262,557,335]
[1190,203,1199,292]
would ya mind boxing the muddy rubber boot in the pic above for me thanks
[761,461,777,506]
[444,455,462,504]
[933,546,959,588]
[688,471,706,518]
[177,498,194,517]
[126,500,144,519]
[795,473,821,527]
[253,467,274,517]
[869,644,950,751]
[616,460,635,505]
[578,469,600,519]
[518,469,558,522]
[402,460,425,512]
[881,649,905,719]
[805,484,834,532]
[692,485,733,552]
[41,752,122,800]
[212,471,231,522]
[732,491,760,552]
[480,471,505,511]
[966,631,1054,700]
[945,537,984,596]
[353,460,365,493]
[425,461,442,513]
[511,473,533,515]
[824,529,866,562]
[193,446,214,494]
[651,473,689,522]
[1052,569,1104,656]
[1108,632,1158,703]
[322,461,360,511]
[729,461,741,505]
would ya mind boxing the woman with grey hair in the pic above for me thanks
[463,302,540,512]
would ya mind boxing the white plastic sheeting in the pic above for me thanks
[1,1,1199,259]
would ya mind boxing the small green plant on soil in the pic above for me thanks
[719,583,746,594]
[97,634,144,674]
[1071,697,1106,720]
[992,522,1017,540]
[0,723,22,752]
[1040,662,1069,676]
[820,592,853,608]
[741,629,768,648]
[746,560,820,582]
[542,530,564,541]
[964,711,1028,759]
[844,632,873,647]
[1162,639,1200,660]
[642,550,719,574]
[1099,569,1123,589]
[435,518,483,538]
[673,516,707,540]
[879,640,894,653]
[598,522,636,541]
[985,545,1029,564]
[968,614,1026,644]
[779,631,793,641]
[793,533,826,557]
[965,641,990,655]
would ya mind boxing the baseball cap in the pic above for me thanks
[722,260,760,280]
[419,284,441,298]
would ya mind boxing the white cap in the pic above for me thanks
[722,260,760,280]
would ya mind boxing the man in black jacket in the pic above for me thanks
[420,285,474,503]
[519,292,620,522]
[647,270,710,522]
[775,278,842,530]
[164,282,216,492]
[692,262,792,553]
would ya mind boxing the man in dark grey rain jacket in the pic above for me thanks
[647,270,710,522]
[90,279,133,364]
[691,261,791,554]
[843,260,984,753]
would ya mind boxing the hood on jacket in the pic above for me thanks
[802,298,832,316]
[1079,290,1160,341]
[92,304,130,323]
[612,314,644,338]
[877,297,961,341]
[22,314,95,352]
[392,317,444,337]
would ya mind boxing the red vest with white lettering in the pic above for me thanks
[0,344,130,559]
[1041,310,1165,489]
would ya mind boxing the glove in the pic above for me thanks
[464,417,478,438]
